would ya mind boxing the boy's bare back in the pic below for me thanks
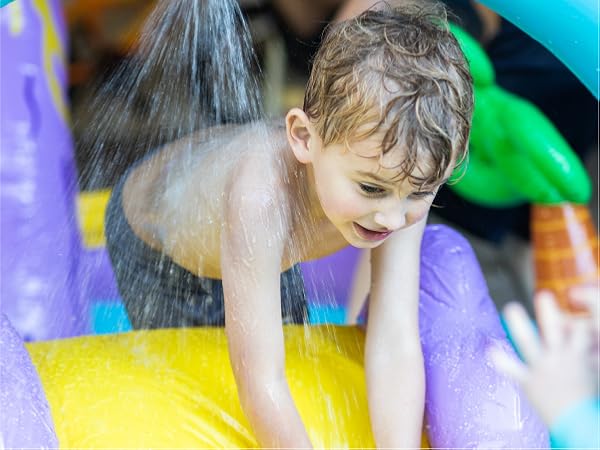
[121,121,348,279]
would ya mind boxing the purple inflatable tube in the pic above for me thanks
[419,225,548,448]
[0,0,86,340]
[0,314,58,449]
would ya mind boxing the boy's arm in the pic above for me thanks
[365,218,426,449]
[221,189,312,449]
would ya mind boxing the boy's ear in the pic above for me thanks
[285,108,318,164]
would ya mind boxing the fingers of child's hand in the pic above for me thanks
[535,291,564,349]
[488,347,528,383]
[503,302,541,364]
[570,285,599,318]
[569,317,592,354]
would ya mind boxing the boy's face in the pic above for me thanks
[309,133,448,249]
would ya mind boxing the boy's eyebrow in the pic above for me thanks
[357,172,452,188]
[356,171,396,185]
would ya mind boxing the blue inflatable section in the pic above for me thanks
[481,0,598,99]
[90,300,347,335]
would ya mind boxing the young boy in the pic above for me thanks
[105,3,473,448]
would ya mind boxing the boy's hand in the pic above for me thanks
[490,290,598,426]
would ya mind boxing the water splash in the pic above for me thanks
[76,0,263,190]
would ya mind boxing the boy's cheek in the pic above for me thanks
[328,199,366,221]
[319,185,365,219]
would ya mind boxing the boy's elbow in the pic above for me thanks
[235,367,290,422]
[367,322,422,357]
[365,333,423,372]
[396,333,423,356]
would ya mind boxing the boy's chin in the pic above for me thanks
[348,240,386,249]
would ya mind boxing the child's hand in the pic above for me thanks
[490,290,598,426]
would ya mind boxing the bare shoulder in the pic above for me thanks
[225,129,292,229]
[120,122,291,276]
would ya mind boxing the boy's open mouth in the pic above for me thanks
[353,223,391,241]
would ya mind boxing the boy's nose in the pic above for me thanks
[374,201,406,231]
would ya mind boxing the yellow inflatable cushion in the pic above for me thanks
[27,325,431,448]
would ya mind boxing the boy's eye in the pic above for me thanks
[358,183,386,196]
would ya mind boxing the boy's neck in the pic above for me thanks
[278,136,327,225]
[276,133,349,258]
[303,164,328,222]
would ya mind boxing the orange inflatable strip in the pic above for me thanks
[534,238,599,259]
[532,204,599,312]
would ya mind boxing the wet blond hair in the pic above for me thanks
[303,1,473,188]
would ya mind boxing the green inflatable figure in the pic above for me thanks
[449,25,592,207]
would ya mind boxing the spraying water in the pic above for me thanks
[77,0,264,190]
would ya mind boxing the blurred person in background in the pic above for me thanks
[491,286,599,449]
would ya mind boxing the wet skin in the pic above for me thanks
[122,120,446,278]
